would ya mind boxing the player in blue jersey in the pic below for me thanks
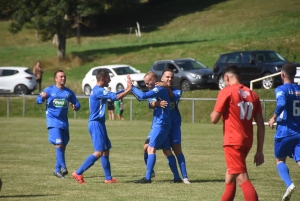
[132,71,180,184]
[36,70,81,178]
[148,69,190,184]
[269,62,300,201]
[72,69,132,184]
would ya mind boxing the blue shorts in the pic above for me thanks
[88,121,111,152]
[169,126,181,146]
[148,126,171,150]
[274,134,300,161]
[48,127,69,146]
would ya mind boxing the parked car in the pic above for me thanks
[213,50,300,89]
[0,67,36,94]
[149,58,214,91]
[82,64,147,95]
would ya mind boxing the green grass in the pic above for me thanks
[0,118,299,200]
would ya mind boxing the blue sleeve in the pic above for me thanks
[274,88,286,116]
[116,89,125,95]
[69,92,81,111]
[95,89,118,101]
[132,86,163,99]
[171,89,182,102]
[148,98,157,108]
[36,95,45,104]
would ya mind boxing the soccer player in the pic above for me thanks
[36,70,81,178]
[146,69,190,184]
[72,69,132,184]
[268,62,300,201]
[131,71,180,184]
[210,65,265,201]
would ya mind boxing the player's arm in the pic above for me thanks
[210,111,222,124]
[70,93,81,111]
[132,86,163,99]
[116,75,132,100]
[155,82,174,98]
[253,112,265,166]
[148,98,168,109]
[268,89,286,128]
[36,91,48,104]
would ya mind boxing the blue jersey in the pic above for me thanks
[274,83,300,139]
[89,86,119,122]
[148,87,182,126]
[132,86,171,127]
[36,85,81,129]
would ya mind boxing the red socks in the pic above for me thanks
[240,180,258,201]
[221,183,236,201]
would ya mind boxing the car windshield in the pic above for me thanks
[175,60,207,71]
[112,66,140,75]
[252,51,286,63]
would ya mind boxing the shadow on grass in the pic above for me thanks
[70,39,213,63]
[0,194,56,199]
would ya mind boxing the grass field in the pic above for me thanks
[0,118,300,200]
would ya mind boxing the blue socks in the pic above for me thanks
[101,155,112,180]
[277,162,292,187]
[176,153,188,179]
[145,154,156,180]
[55,147,65,172]
[76,154,98,175]
[167,155,181,180]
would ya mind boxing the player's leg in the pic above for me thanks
[162,148,181,182]
[143,137,155,178]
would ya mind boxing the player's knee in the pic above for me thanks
[93,151,103,159]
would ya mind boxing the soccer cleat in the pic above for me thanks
[183,178,191,184]
[282,183,296,201]
[72,171,86,184]
[61,168,68,176]
[172,179,183,183]
[105,178,118,184]
[151,172,155,178]
[134,177,152,184]
[53,171,65,178]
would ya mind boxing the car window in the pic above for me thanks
[175,60,207,71]
[241,52,253,63]
[218,54,228,63]
[154,63,166,71]
[25,69,34,75]
[92,69,99,75]
[112,66,139,75]
[166,63,177,70]
[227,53,240,63]
[252,51,286,63]
[1,69,18,76]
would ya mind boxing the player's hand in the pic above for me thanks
[159,100,168,108]
[126,74,133,90]
[155,82,168,88]
[41,92,47,99]
[268,117,276,129]
[70,103,77,111]
[254,152,264,167]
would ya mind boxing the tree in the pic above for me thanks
[5,0,140,60]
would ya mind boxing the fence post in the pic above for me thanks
[7,96,10,118]
[23,95,26,117]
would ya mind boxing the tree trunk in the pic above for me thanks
[57,33,66,60]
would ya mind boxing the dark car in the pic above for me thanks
[213,50,300,89]
[149,58,214,91]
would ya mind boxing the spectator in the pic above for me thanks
[33,60,44,93]
[114,99,124,120]
[107,87,115,120]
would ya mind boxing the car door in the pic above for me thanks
[226,53,249,84]
[0,69,16,92]
[241,52,261,82]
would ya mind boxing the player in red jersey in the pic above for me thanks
[210,65,265,201]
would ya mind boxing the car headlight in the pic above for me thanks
[190,73,201,79]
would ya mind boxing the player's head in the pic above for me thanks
[223,65,240,87]
[96,69,111,87]
[281,62,296,81]
[144,71,157,89]
[54,70,66,87]
[161,69,174,87]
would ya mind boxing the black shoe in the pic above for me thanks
[134,177,151,184]
[53,171,65,178]
[172,179,182,183]
[61,168,68,176]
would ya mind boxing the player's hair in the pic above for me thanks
[96,69,109,81]
[162,69,174,76]
[224,65,240,77]
[54,70,64,78]
[144,71,157,79]
[282,62,296,78]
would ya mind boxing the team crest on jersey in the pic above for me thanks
[152,88,159,93]
[170,101,175,109]
[53,99,68,107]
[103,90,108,95]
[238,89,250,98]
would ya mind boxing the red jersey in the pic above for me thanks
[214,84,262,148]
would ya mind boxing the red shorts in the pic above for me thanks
[224,145,250,175]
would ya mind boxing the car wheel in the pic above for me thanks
[84,84,92,96]
[14,84,28,95]
[262,73,275,89]
[181,80,191,91]
[116,84,124,92]
[218,76,225,90]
